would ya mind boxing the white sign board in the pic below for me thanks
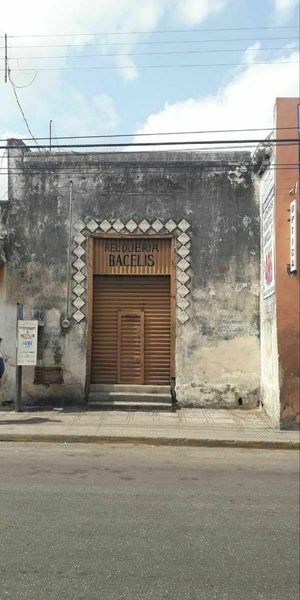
[17,320,38,366]
[290,199,297,272]
[261,164,275,299]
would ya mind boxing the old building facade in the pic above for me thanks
[0,144,261,411]
[256,98,300,429]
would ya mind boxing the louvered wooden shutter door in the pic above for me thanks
[91,275,171,385]
[117,311,144,384]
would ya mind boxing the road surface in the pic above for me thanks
[0,443,299,599]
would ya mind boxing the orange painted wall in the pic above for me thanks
[275,98,300,428]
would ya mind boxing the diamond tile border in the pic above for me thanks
[72,218,191,324]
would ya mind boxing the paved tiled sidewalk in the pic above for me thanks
[0,408,299,448]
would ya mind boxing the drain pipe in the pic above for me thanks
[62,180,73,330]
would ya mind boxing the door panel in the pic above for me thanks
[117,311,144,384]
[92,275,171,385]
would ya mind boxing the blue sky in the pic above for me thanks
[0,0,299,176]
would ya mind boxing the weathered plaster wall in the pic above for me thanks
[256,161,280,427]
[259,295,280,426]
[1,142,260,408]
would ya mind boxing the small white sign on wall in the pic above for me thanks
[17,320,38,366]
[290,200,297,273]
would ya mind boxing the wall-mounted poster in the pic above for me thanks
[261,164,275,299]
[17,320,38,366]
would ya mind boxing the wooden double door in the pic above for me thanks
[91,275,171,385]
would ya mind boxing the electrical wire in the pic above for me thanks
[3,46,298,61]
[1,60,297,73]
[2,36,298,50]
[7,69,40,148]
[7,25,299,38]
[1,137,299,150]
[1,127,297,143]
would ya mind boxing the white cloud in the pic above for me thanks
[243,42,261,65]
[0,130,25,201]
[1,0,229,81]
[133,49,299,150]
[174,0,226,25]
[274,0,299,14]
[115,55,139,81]
[55,92,119,136]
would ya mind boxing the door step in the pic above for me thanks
[87,385,174,411]
[88,401,173,412]
[89,384,170,394]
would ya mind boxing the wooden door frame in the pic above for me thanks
[85,233,176,397]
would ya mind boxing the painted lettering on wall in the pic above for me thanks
[261,164,275,299]
[290,199,297,273]
[104,239,159,268]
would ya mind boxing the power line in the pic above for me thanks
[3,46,297,61]
[2,36,298,49]
[5,142,297,158]
[4,143,298,155]
[7,69,39,148]
[1,138,299,150]
[2,60,297,73]
[7,25,299,38]
[2,126,297,142]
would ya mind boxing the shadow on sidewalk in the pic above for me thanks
[0,417,62,425]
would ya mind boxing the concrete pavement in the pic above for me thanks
[0,407,299,449]
[1,443,299,600]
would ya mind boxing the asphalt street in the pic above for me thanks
[0,443,299,600]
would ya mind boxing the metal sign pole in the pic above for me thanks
[15,303,23,412]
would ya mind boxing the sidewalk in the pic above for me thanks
[0,407,299,449]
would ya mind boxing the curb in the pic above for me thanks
[0,433,299,450]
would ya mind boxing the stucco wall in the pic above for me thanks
[275,99,300,429]
[0,142,260,408]
[257,161,280,427]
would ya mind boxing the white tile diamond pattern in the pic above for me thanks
[73,310,85,323]
[177,258,190,272]
[73,218,191,323]
[73,245,85,258]
[73,271,86,284]
[178,284,189,298]
[138,219,151,232]
[86,219,98,232]
[73,220,85,232]
[165,219,177,232]
[178,245,190,258]
[73,284,85,297]
[178,219,191,232]
[177,271,190,284]
[113,219,124,232]
[177,309,189,324]
[99,220,111,232]
[178,232,190,245]
[74,232,86,245]
[177,297,190,310]
[151,219,163,232]
[125,219,138,232]
[73,297,85,310]
[73,258,85,271]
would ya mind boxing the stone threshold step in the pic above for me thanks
[88,393,171,403]
[89,384,170,394]
[87,401,173,412]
